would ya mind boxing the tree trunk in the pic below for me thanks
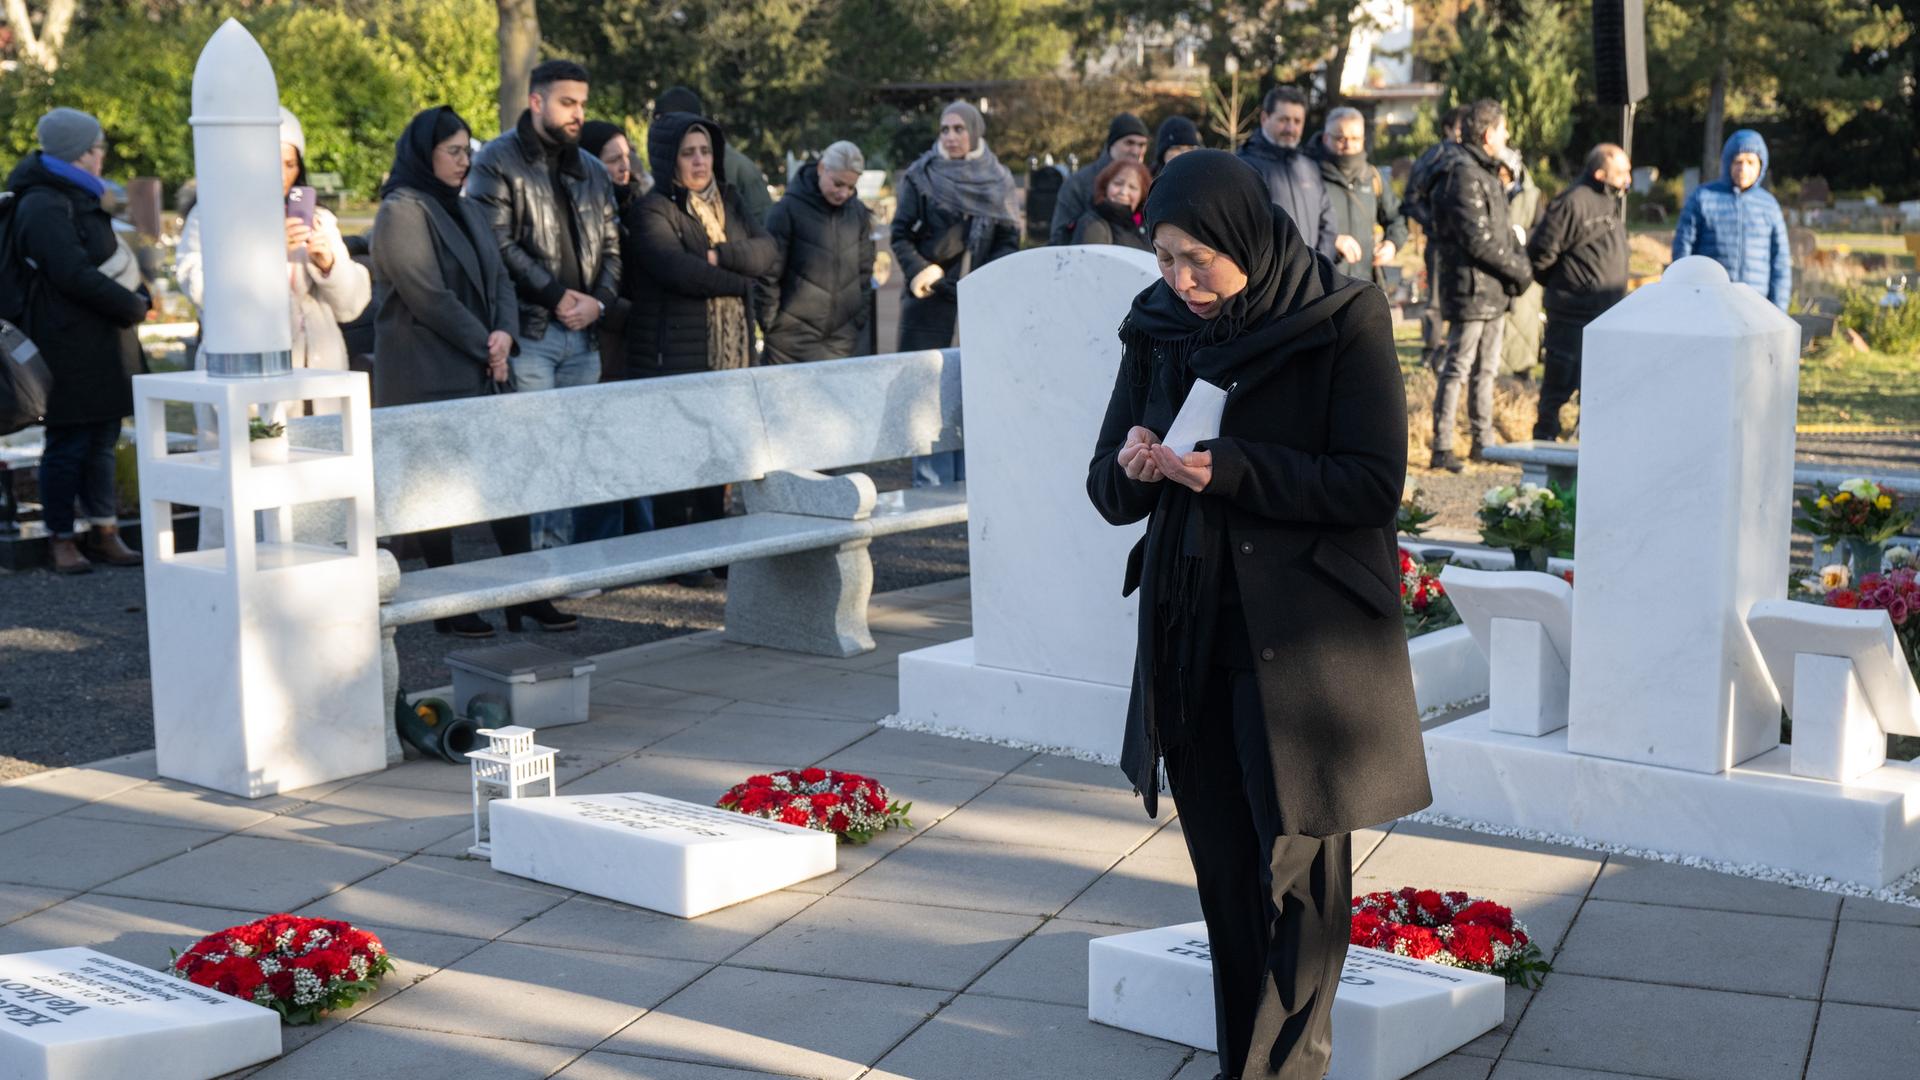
[5,0,79,72]
[496,0,541,137]
[1701,56,1729,182]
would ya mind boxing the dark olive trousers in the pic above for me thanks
[1165,668,1353,1080]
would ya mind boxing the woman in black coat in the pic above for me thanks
[8,109,149,575]
[889,100,1020,352]
[1070,158,1152,252]
[372,106,571,636]
[758,141,875,363]
[1086,151,1431,1080]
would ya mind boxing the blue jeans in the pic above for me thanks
[512,325,601,547]
[912,451,966,488]
[574,498,655,542]
[39,421,121,537]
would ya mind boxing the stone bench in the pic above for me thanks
[1483,441,1920,498]
[285,348,965,726]
[1748,598,1920,782]
[1439,566,1574,737]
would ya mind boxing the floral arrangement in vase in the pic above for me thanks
[1796,549,1920,684]
[1793,478,1914,575]
[1398,478,1437,538]
[1477,482,1574,572]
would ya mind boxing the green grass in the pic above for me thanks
[1798,338,1920,428]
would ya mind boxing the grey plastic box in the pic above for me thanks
[445,642,596,729]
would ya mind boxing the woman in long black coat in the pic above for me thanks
[758,141,875,364]
[373,106,572,636]
[8,110,149,575]
[1086,150,1431,1080]
[889,100,1019,352]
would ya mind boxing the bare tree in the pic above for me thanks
[496,0,540,134]
[4,0,79,71]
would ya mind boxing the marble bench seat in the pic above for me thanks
[1484,441,1920,497]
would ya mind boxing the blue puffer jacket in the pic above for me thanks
[1672,130,1791,309]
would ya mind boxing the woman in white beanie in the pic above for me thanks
[175,106,370,387]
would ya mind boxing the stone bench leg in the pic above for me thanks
[376,548,405,764]
[1789,653,1887,782]
[1487,617,1570,737]
[725,537,877,658]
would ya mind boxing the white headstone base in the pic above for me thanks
[488,792,836,918]
[1087,924,1504,1080]
[897,637,1128,759]
[1425,711,1920,886]
[0,947,281,1080]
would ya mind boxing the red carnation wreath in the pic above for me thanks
[170,914,394,1025]
[1350,887,1552,987]
[717,768,913,844]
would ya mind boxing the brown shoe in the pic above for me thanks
[84,524,143,567]
[50,537,94,575]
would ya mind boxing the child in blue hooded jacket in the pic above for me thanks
[1672,129,1791,309]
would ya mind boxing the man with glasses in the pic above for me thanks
[1307,105,1406,290]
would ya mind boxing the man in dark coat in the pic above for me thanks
[1047,112,1150,246]
[655,86,774,227]
[1307,105,1408,289]
[1428,98,1533,471]
[1401,105,1467,370]
[758,142,875,363]
[1528,143,1631,441]
[8,108,149,574]
[1236,86,1338,261]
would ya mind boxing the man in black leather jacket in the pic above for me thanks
[1402,105,1467,370]
[1236,86,1337,261]
[1528,142,1631,440]
[467,58,622,546]
[1427,98,1532,471]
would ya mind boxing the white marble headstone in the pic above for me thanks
[488,792,837,918]
[0,947,281,1080]
[1087,923,1504,1080]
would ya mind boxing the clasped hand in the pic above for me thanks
[485,331,512,383]
[1117,426,1212,493]
[556,289,600,330]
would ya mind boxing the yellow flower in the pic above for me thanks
[1877,495,1893,510]
[1835,492,1852,503]
[1817,495,1831,508]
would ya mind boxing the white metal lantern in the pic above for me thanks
[467,725,555,857]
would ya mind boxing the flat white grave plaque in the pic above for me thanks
[488,792,837,917]
[0,947,281,1080]
[1088,923,1504,1080]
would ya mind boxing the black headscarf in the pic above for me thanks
[581,121,633,206]
[383,106,470,223]
[648,111,726,204]
[1121,148,1367,752]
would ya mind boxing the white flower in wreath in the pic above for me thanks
[1820,564,1852,591]
[1886,546,1915,569]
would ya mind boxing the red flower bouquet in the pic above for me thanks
[170,914,394,1025]
[1350,887,1552,987]
[717,768,913,844]
[1399,549,1462,639]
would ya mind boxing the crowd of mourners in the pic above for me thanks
[3,60,1793,588]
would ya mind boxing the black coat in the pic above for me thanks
[1236,131,1339,261]
[887,169,1020,290]
[757,163,875,364]
[370,188,520,407]
[1048,152,1109,246]
[7,152,148,427]
[466,111,622,342]
[1527,176,1629,320]
[1087,279,1432,836]
[1072,202,1152,252]
[1431,142,1533,321]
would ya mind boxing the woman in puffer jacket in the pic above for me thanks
[757,140,874,363]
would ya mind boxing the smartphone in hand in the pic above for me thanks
[286,185,317,262]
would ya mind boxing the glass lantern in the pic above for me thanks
[467,725,555,857]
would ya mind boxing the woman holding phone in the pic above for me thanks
[1086,150,1431,1080]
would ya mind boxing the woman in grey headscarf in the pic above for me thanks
[888,101,1019,352]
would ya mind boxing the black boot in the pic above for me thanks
[433,613,496,638]
[505,599,578,632]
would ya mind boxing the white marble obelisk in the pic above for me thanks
[1564,255,1801,771]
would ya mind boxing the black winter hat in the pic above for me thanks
[1106,113,1149,150]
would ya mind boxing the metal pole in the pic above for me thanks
[1621,102,1636,162]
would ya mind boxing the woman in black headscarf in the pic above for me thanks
[373,106,570,637]
[1086,150,1431,1080]
[890,100,1019,353]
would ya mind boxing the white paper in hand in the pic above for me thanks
[1163,379,1228,456]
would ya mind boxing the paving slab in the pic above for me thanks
[0,815,226,890]
[969,918,1114,1007]
[297,854,568,939]
[353,747,627,794]
[643,712,875,765]
[97,834,397,911]
[0,882,73,926]
[1056,856,1203,928]
[239,783,475,854]
[274,923,494,1057]
[869,994,1190,1080]
[1505,973,1816,1080]
[720,667,902,720]
[866,600,972,641]
[1822,918,1920,1011]
[0,894,268,967]
[602,965,946,1080]
[1804,1001,1920,1080]
[1551,898,1833,998]
[606,651,824,698]
[248,1022,580,1079]
[816,729,1034,783]
[923,781,1159,854]
[361,940,708,1048]
[999,753,1135,792]
[503,891,818,963]
[64,778,306,832]
[730,895,1039,991]
[558,752,794,806]
[552,1054,793,1080]
[834,836,1115,917]
[1353,823,1605,897]
[1170,1052,1220,1080]
[591,681,738,714]
[1489,1064,1666,1079]
[540,708,717,753]
[1838,895,1920,927]
[1590,855,1843,920]
[0,759,156,814]
[1408,1058,1495,1080]
[0,808,47,836]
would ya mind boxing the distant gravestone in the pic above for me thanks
[489,792,836,918]
[1799,177,1830,207]
[0,947,280,1080]
[1087,923,1503,1080]
[1788,227,1818,261]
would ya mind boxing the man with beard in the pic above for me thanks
[1527,143,1631,441]
[1307,105,1406,290]
[1236,86,1337,260]
[468,58,622,556]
